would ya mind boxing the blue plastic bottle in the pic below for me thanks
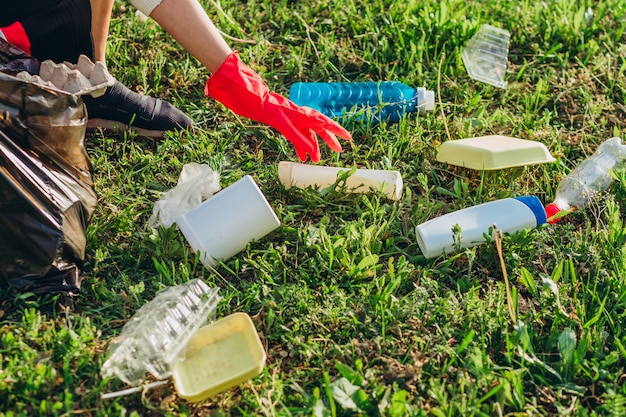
[288,81,435,122]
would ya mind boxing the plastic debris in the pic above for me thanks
[462,24,510,89]
[148,163,222,229]
[100,279,222,386]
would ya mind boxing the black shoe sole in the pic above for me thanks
[87,118,171,138]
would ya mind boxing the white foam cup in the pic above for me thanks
[415,196,547,259]
[278,161,403,201]
[176,175,280,268]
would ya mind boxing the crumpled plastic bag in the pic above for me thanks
[0,39,40,75]
[148,163,221,229]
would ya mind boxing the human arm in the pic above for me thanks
[132,0,352,161]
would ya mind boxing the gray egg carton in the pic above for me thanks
[16,54,115,97]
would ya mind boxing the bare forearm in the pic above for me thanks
[149,0,232,73]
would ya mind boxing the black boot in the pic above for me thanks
[83,81,192,138]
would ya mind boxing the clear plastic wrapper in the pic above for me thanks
[101,279,222,386]
[148,163,221,229]
[462,24,510,89]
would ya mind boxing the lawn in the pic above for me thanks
[1,0,626,416]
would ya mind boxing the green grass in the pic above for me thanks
[2,0,626,415]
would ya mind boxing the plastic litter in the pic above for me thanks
[148,163,221,229]
[462,24,510,88]
[278,161,404,201]
[288,81,435,122]
[100,279,222,386]
[176,175,281,268]
[436,135,556,170]
[415,196,547,258]
[172,312,266,402]
[545,137,626,223]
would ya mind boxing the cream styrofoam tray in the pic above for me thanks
[436,135,556,170]
[172,312,266,403]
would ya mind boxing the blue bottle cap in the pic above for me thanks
[514,195,547,225]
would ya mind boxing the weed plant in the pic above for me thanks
[1,0,626,416]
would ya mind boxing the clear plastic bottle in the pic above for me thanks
[288,81,435,122]
[545,137,626,223]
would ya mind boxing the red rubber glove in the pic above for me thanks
[205,52,352,163]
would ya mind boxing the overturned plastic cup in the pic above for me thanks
[176,175,280,268]
[462,24,510,89]
[278,161,403,201]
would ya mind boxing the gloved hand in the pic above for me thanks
[205,52,352,163]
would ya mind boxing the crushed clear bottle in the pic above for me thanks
[545,137,626,223]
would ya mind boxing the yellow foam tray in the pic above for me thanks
[436,135,556,170]
[172,312,266,403]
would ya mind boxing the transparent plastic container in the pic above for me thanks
[100,279,222,386]
[462,24,510,89]
[545,137,626,223]
[288,81,435,122]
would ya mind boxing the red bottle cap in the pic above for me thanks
[545,203,562,224]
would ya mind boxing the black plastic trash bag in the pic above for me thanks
[0,41,97,297]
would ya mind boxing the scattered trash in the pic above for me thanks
[436,135,556,170]
[15,54,114,97]
[101,279,222,386]
[462,24,510,89]
[0,41,97,298]
[545,137,626,223]
[288,81,435,122]
[278,161,404,201]
[172,312,266,402]
[101,281,266,403]
[148,163,222,229]
[176,175,280,268]
[415,196,547,258]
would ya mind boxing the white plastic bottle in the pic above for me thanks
[545,137,626,223]
[415,196,547,259]
[278,161,403,201]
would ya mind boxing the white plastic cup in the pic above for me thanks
[278,161,403,201]
[176,175,280,268]
[415,196,547,259]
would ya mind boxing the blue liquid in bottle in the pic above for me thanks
[288,81,434,122]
